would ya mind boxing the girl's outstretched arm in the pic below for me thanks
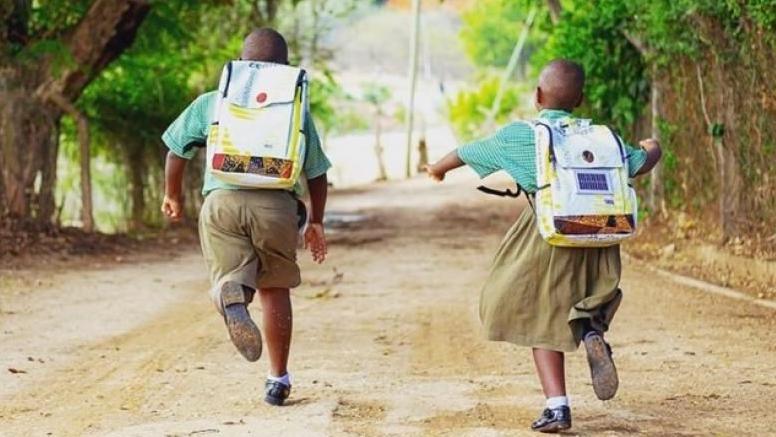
[634,139,662,176]
[424,150,465,182]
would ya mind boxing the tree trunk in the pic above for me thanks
[77,118,93,232]
[127,146,146,230]
[648,69,664,216]
[0,0,150,225]
[374,114,387,182]
[35,0,151,102]
[416,114,428,171]
[0,91,58,222]
[48,93,94,232]
[416,139,429,172]
[37,121,60,223]
[721,142,741,240]
[696,63,739,242]
[404,0,421,178]
[250,0,281,26]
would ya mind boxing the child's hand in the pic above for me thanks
[161,195,184,222]
[634,138,663,176]
[423,164,445,182]
[639,138,660,150]
[304,223,327,264]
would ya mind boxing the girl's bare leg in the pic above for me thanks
[532,348,566,397]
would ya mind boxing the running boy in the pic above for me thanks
[425,59,661,433]
[160,28,331,406]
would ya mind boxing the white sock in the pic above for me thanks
[268,372,293,386]
[546,396,569,409]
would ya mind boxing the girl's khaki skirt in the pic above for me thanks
[480,208,623,352]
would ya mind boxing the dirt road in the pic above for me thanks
[1,173,775,436]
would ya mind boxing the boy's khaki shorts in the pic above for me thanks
[199,189,301,310]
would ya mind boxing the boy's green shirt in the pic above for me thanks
[162,91,331,196]
[457,109,648,193]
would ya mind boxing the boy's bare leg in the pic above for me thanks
[532,348,566,397]
[259,287,292,377]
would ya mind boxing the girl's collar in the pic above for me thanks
[538,109,573,119]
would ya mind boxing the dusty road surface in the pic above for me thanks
[1,173,775,436]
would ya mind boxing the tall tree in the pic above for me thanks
[363,84,391,181]
[0,0,150,226]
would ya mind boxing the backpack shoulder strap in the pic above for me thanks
[476,183,535,211]
[220,61,234,98]
[602,125,627,163]
[533,120,556,164]
[475,120,538,209]
[476,185,522,198]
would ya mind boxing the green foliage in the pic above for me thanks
[308,70,346,136]
[455,0,776,237]
[330,109,370,135]
[362,83,391,108]
[27,0,92,35]
[392,105,406,126]
[309,76,370,137]
[446,75,524,142]
[13,38,73,67]
[81,0,211,137]
[50,0,359,230]
[68,0,222,229]
[3,0,91,61]
[532,1,649,129]
[459,0,536,68]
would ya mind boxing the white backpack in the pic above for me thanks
[533,118,638,247]
[207,60,308,189]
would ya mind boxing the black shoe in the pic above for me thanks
[221,281,262,362]
[531,406,571,433]
[583,331,618,400]
[264,379,291,406]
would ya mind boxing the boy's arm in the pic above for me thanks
[162,151,187,221]
[307,174,328,224]
[301,115,330,263]
[160,93,212,221]
[424,150,465,181]
[305,174,328,264]
[633,138,662,176]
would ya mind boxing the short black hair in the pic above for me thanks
[538,59,585,111]
[241,28,289,64]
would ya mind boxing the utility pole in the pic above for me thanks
[404,0,421,178]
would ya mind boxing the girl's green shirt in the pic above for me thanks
[457,109,647,193]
